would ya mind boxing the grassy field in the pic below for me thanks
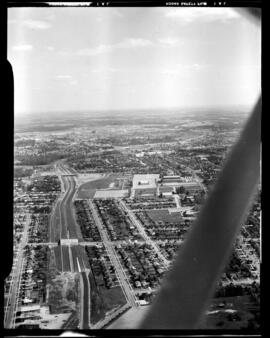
[88,269,105,324]
[47,248,80,326]
[99,286,127,312]
[76,175,120,199]
[88,268,127,325]
[146,209,183,224]
[47,272,79,314]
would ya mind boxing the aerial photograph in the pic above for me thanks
[5,5,261,332]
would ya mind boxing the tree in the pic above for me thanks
[178,186,186,194]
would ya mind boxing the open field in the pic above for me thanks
[39,311,72,329]
[76,173,104,186]
[88,266,127,325]
[47,272,79,314]
[94,189,129,199]
[76,175,122,199]
[99,286,127,312]
[146,209,183,224]
[88,269,104,324]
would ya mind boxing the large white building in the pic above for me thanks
[132,174,160,197]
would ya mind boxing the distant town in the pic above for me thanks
[6,108,260,330]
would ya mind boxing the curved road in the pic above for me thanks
[59,175,82,240]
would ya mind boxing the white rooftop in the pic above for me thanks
[133,174,159,190]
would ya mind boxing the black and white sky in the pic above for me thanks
[8,7,261,115]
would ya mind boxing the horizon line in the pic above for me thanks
[14,104,254,117]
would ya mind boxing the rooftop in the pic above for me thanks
[133,174,160,190]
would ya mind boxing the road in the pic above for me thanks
[27,242,58,247]
[80,271,90,329]
[52,163,91,329]
[88,200,137,307]
[186,165,207,194]
[7,162,91,329]
[4,214,30,328]
[59,175,81,240]
[49,174,73,242]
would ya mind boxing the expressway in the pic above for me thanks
[54,162,84,241]
[6,162,91,329]
[59,175,81,240]
[51,163,91,328]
